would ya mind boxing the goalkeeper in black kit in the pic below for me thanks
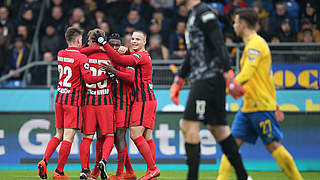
[170,0,250,180]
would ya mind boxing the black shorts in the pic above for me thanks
[183,75,227,126]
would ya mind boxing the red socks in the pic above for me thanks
[80,137,93,169]
[43,137,61,163]
[147,139,156,162]
[96,136,104,162]
[116,147,127,174]
[102,135,114,160]
[56,140,72,172]
[133,136,155,170]
[124,148,134,173]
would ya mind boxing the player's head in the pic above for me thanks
[131,30,146,52]
[108,33,121,51]
[87,28,105,47]
[233,8,258,37]
[65,26,83,48]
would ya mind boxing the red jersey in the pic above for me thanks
[55,47,107,106]
[102,43,157,103]
[113,65,135,110]
[80,46,114,106]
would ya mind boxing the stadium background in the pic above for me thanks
[0,0,320,175]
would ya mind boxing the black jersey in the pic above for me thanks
[179,2,230,83]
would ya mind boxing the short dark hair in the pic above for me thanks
[133,30,147,40]
[109,33,121,41]
[235,8,258,29]
[65,26,82,44]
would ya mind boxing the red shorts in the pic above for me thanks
[82,105,115,135]
[129,100,157,129]
[115,106,131,128]
[55,103,82,129]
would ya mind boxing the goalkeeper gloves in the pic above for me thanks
[93,31,108,46]
[170,76,184,105]
[224,69,246,100]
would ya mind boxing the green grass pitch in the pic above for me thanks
[0,170,319,180]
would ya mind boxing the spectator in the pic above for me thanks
[120,9,146,35]
[126,0,153,22]
[150,9,171,46]
[99,21,111,37]
[268,1,296,35]
[169,20,186,59]
[32,51,55,85]
[41,24,63,56]
[297,29,319,63]
[225,33,237,66]
[269,34,286,64]
[170,5,188,30]
[82,0,97,18]
[223,0,247,16]
[300,1,320,30]
[297,18,320,42]
[0,6,14,43]
[68,7,93,32]
[18,8,36,36]
[46,6,67,35]
[16,23,32,48]
[3,36,30,80]
[147,34,169,60]
[100,0,127,30]
[150,0,175,17]
[252,0,269,33]
[276,18,296,42]
[17,0,40,19]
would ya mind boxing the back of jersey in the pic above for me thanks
[55,48,86,106]
[85,51,113,106]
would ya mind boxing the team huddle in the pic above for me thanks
[37,27,159,180]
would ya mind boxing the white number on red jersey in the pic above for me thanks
[86,67,108,89]
[58,65,72,87]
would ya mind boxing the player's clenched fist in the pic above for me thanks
[170,76,184,105]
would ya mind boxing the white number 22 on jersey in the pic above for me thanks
[58,65,72,87]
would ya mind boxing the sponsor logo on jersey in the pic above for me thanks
[248,49,260,56]
[83,63,90,70]
[201,12,216,23]
[57,88,71,94]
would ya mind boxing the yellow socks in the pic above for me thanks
[272,146,304,180]
[217,154,234,180]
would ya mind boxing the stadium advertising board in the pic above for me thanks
[272,64,320,89]
[0,113,319,171]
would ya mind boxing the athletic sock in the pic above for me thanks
[219,135,248,180]
[102,135,114,160]
[56,140,72,172]
[43,137,60,164]
[96,136,104,162]
[217,154,234,180]
[147,139,156,162]
[272,146,303,180]
[185,143,200,180]
[124,148,134,173]
[133,136,155,170]
[116,147,127,174]
[80,137,93,169]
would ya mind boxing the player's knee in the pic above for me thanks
[266,141,281,153]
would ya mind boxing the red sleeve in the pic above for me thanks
[79,55,108,84]
[115,67,135,84]
[80,46,102,56]
[103,43,137,66]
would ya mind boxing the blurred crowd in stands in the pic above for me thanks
[0,0,320,86]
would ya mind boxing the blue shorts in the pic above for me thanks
[231,111,283,145]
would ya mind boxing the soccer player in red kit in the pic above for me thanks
[78,28,116,180]
[102,33,136,180]
[37,27,108,179]
[97,30,160,180]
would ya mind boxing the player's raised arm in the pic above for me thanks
[79,55,108,84]
[93,32,137,66]
[100,62,135,84]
